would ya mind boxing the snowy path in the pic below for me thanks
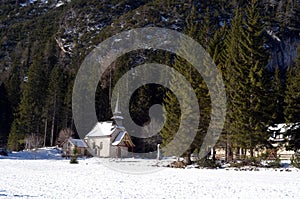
[0,158,300,199]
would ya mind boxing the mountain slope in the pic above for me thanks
[0,0,299,150]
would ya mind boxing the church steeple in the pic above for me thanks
[111,94,123,126]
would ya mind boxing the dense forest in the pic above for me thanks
[0,0,300,162]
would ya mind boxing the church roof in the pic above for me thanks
[114,93,121,114]
[112,131,126,146]
[86,121,115,137]
[112,131,135,147]
[111,94,123,120]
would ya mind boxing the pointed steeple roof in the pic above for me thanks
[114,93,121,115]
[111,94,124,125]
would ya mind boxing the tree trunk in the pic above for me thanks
[227,146,233,162]
[50,94,56,146]
[212,147,216,161]
[250,148,254,157]
[241,148,246,158]
[226,137,233,162]
[235,147,240,160]
[184,149,192,165]
[43,118,47,147]
[225,143,228,162]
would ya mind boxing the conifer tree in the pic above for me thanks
[0,83,12,146]
[6,63,21,113]
[284,44,300,151]
[63,73,75,129]
[227,0,270,156]
[9,53,49,149]
[43,66,64,146]
[219,8,244,161]
[161,5,211,164]
[207,25,229,160]
[239,0,271,156]
[270,66,285,125]
[221,1,271,158]
[7,120,23,151]
[161,7,195,162]
[198,7,215,50]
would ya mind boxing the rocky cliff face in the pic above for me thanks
[0,0,299,83]
[268,33,300,70]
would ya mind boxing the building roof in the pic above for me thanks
[86,121,115,137]
[112,131,135,147]
[68,138,87,148]
[268,123,290,133]
[112,131,126,146]
[268,123,300,133]
[268,123,300,143]
[111,94,124,124]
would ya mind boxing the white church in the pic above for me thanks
[84,98,135,158]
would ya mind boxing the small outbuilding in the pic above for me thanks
[268,123,298,160]
[62,138,89,157]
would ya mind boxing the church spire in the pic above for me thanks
[111,93,123,126]
[114,93,121,114]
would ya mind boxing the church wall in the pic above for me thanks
[86,136,111,157]
[110,145,129,158]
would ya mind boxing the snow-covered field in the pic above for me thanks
[1,148,300,199]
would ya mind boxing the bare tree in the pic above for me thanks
[24,133,44,150]
[24,133,44,160]
[56,128,74,147]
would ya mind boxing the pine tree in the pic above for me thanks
[239,0,272,156]
[284,44,300,151]
[9,53,49,149]
[207,25,227,70]
[43,66,64,146]
[207,25,229,160]
[236,0,271,156]
[219,8,244,161]
[161,5,211,164]
[161,57,204,164]
[221,1,271,159]
[62,74,75,129]
[270,66,285,125]
[0,83,13,146]
[198,7,215,50]
[7,120,23,151]
[6,63,21,113]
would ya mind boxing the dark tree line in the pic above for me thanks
[0,0,299,157]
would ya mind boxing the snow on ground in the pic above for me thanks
[0,147,63,160]
[1,149,300,199]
